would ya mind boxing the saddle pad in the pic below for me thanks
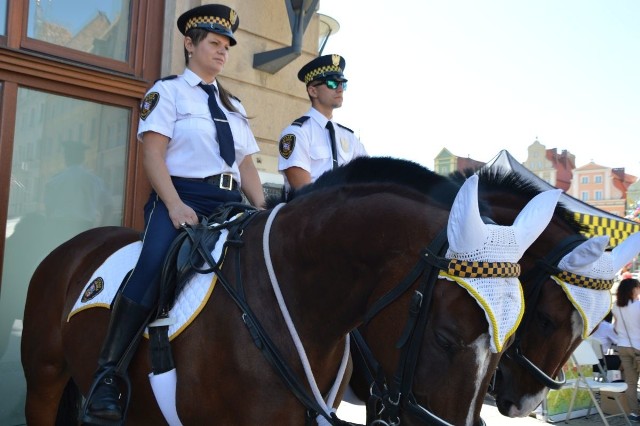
[67,230,229,340]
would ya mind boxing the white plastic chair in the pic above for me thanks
[562,339,631,425]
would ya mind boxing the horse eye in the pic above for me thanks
[435,331,454,351]
[536,311,557,334]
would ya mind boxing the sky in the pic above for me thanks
[316,0,640,177]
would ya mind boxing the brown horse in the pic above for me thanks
[21,163,556,425]
[323,158,636,422]
[289,158,564,426]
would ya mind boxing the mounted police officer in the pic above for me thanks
[81,4,264,424]
[278,54,367,195]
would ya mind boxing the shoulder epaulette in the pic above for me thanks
[337,123,354,133]
[292,116,310,127]
[154,75,178,84]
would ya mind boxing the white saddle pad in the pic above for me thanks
[67,230,229,340]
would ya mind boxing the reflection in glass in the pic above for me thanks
[0,0,7,35]
[0,88,130,425]
[27,0,131,61]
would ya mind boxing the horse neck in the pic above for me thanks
[269,192,444,343]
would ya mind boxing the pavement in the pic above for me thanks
[335,393,633,425]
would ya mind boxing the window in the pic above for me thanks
[595,175,602,183]
[581,192,589,201]
[595,191,603,200]
[0,3,164,423]
[0,0,6,35]
[26,0,131,63]
[581,176,589,184]
[1,88,130,425]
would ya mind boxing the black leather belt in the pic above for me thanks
[172,173,238,191]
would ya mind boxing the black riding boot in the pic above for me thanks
[81,293,150,425]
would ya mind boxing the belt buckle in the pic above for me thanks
[219,173,234,190]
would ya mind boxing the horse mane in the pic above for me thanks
[266,156,584,233]
[265,156,460,209]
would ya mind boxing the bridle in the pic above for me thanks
[502,234,586,390]
[352,219,520,426]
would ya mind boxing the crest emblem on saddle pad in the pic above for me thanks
[81,277,105,302]
[279,134,296,159]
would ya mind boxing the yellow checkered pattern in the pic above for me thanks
[574,212,640,247]
[555,270,614,290]
[185,16,231,32]
[446,259,521,278]
[304,65,343,84]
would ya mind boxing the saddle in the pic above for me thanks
[157,202,258,316]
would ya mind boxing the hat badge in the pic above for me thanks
[230,9,237,26]
[332,54,340,66]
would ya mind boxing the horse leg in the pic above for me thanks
[23,348,71,425]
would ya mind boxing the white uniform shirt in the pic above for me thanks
[277,107,367,190]
[591,320,618,353]
[137,68,259,184]
[613,301,640,350]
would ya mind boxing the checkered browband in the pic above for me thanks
[555,270,614,290]
[446,259,521,278]
[304,65,343,84]
[185,16,231,32]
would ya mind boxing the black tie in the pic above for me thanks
[198,83,235,166]
[325,121,338,169]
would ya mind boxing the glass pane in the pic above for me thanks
[0,0,6,35]
[27,0,131,62]
[0,87,130,425]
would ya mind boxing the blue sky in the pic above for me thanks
[317,0,640,177]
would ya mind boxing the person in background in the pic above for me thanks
[81,4,265,424]
[591,312,620,371]
[611,277,640,422]
[278,54,367,196]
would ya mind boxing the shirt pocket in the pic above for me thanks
[310,143,331,160]
[175,100,212,130]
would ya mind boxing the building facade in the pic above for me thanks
[567,162,637,217]
[522,138,575,191]
[433,147,485,175]
[0,1,324,423]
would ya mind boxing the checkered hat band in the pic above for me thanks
[555,271,613,290]
[574,212,640,247]
[185,16,231,32]
[304,65,343,84]
[446,259,521,278]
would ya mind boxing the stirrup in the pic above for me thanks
[80,368,132,426]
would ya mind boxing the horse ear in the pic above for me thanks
[611,232,640,272]
[558,235,610,274]
[512,189,562,253]
[448,175,488,252]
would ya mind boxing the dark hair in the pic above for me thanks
[616,278,640,307]
[184,28,244,117]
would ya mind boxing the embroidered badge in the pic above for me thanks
[340,137,350,152]
[279,134,296,159]
[81,277,105,302]
[140,92,159,120]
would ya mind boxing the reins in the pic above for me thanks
[504,234,586,389]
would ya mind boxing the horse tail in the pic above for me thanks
[55,379,82,426]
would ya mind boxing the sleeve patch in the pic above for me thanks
[279,134,296,159]
[140,92,159,121]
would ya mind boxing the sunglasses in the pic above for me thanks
[312,79,347,90]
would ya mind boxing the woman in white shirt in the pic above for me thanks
[612,278,640,421]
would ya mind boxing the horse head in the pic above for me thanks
[492,231,640,417]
